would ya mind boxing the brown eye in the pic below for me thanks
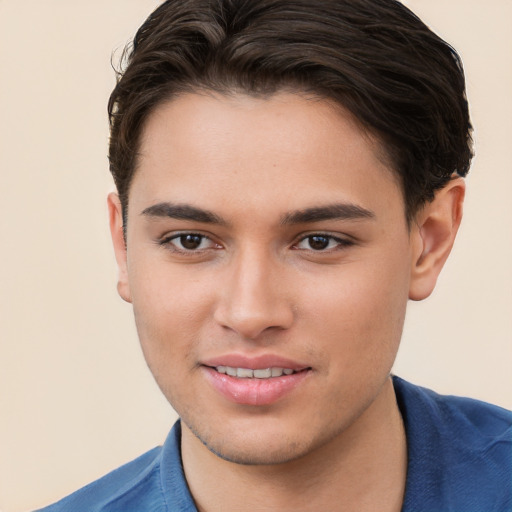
[308,235,330,250]
[294,234,352,252]
[180,234,204,250]
[162,233,218,252]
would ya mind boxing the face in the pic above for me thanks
[113,92,418,465]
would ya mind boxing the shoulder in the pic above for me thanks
[394,375,512,436]
[34,446,167,512]
[393,377,512,448]
[394,376,512,512]
[35,422,197,512]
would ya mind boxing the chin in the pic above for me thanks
[201,436,306,466]
[182,414,335,467]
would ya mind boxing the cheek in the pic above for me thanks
[303,255,410,369]
[129,266,216,374]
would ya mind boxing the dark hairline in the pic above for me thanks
[109,0,473,238]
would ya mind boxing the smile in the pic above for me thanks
[214,366,296,379]
[204,364,311,406]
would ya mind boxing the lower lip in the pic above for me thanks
[203,367,310,406]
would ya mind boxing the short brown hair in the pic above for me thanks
[108,0,473,223]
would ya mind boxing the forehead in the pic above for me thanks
[131,92,404,222]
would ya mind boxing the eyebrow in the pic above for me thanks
[280,203,375,225]
[141,201,375,226]
[141,202,227,225]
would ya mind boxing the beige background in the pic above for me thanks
[0,1,511,511]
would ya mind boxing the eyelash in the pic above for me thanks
[158,232,220,253]
[292,233,354,252]
[158,232,354,254]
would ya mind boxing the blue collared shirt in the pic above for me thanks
[36,377,512,511]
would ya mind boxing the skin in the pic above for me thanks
[109,92,464,511]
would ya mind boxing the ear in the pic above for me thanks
[409,178,465,301]
[107,192,132,303]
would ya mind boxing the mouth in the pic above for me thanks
[212,366,305,379]
[202,359,312,406]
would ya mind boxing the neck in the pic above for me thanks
[181,377,407,512]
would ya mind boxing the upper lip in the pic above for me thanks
[202,354,310,371]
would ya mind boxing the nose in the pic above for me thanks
[213,248,294,340]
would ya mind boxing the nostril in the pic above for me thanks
[214,303,294,340]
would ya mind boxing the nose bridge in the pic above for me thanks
[214,244,293,339]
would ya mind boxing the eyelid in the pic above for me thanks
[158,231,222,253]
[292,232,355,251]
[156,230,354,254]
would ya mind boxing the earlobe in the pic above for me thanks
[409,178,465,301]
[107,192,132,303]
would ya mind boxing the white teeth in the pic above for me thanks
[253,368,272,379]
[237,367,254,378]
[215,366,297,379]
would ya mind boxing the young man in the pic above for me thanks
[38,0,511,510]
